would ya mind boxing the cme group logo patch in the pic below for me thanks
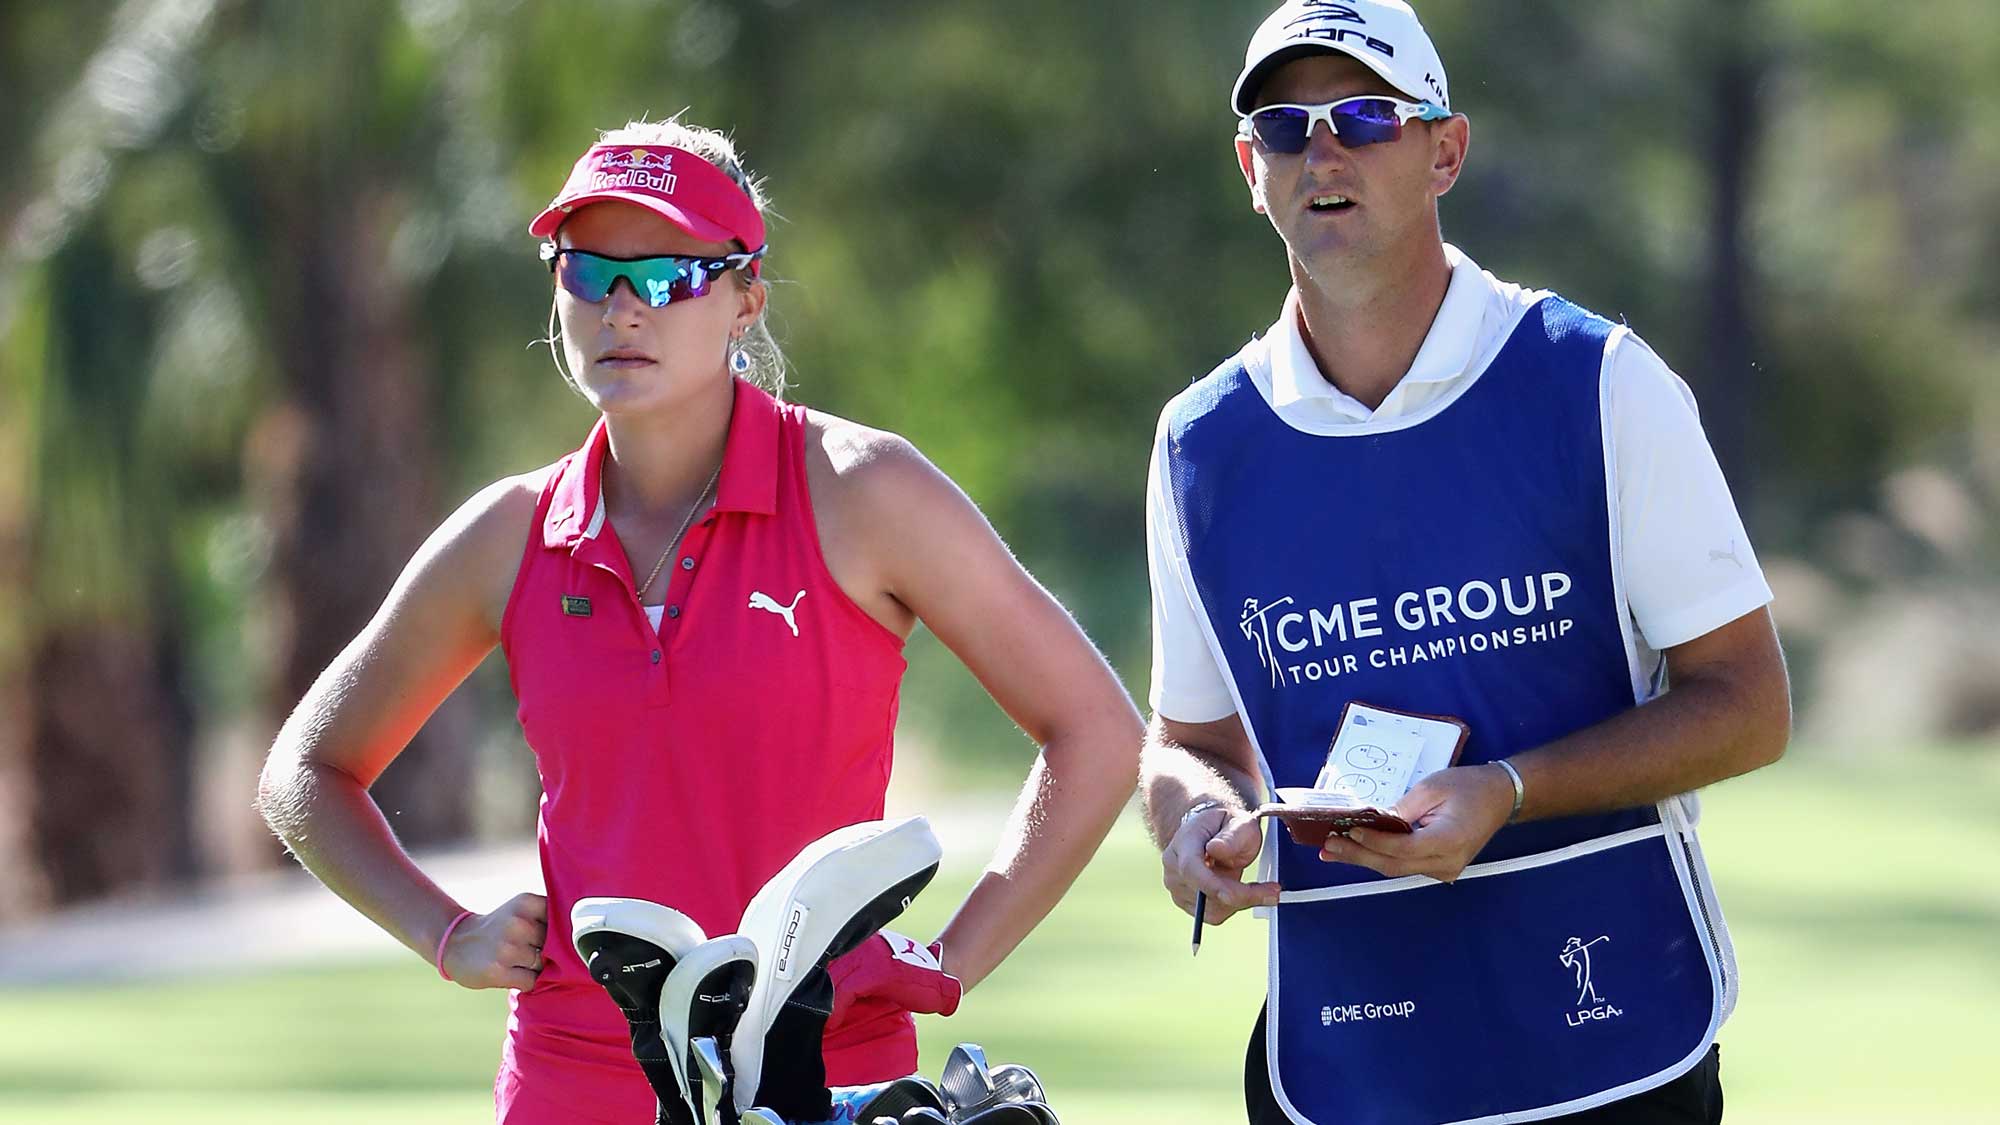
[1318,999,1416,1027]
[1559,935,1624,1027]
[1233,572,1579,691]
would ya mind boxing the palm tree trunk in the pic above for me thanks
[1700,0,1763,503]
[248,179,476,852]
[0,399,48,920]
[25,623,191,903]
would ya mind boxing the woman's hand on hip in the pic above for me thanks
[443,892,549,991]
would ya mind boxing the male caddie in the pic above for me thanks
[1141,2,1791,1122]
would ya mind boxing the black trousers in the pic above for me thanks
[1244,1008,1724,1124]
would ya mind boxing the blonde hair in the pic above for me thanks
[545,113,790,395]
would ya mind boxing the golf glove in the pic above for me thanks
[829,931,962,1026]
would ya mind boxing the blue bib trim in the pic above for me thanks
[1163,298,1728,1124]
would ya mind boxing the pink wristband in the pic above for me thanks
[435,909,475,981]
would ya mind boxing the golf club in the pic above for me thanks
[948,1062,1043,1119]
[833,1075,946,1122]
[661,935,758,1125]
[693,1035,734,1125]
[937,1043,992,1117]
[957,1105,1048,1125]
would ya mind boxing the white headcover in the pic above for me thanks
[571,896,709,956]
[659,934,759,1118]
[728,816,943,1111]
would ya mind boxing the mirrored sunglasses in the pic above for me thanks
[541,244,766,308]
[1239,96,1452,154]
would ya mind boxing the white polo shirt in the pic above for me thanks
[1147,244,1775,723]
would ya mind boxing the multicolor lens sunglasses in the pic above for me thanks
[1238,95,1452,153]
[540,243,767,308]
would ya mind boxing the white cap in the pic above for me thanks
[1231,0,1450,116]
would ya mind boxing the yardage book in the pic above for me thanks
[1256,701,1471,845]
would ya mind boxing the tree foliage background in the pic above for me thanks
[2,0,1996,916]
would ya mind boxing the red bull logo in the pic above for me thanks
[586,147,678,195]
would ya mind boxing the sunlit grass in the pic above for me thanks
[0,748,1993,1124]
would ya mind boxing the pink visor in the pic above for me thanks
[528,144,767,273]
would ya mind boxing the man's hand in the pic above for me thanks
[1318,765,1514,883]
[1163,804,1281,926]
[440,892,547,990]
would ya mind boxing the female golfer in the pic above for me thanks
[257,116,1143,1124]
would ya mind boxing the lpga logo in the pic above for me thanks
[1559,935,1624,1026]
[1239,596,1294,687]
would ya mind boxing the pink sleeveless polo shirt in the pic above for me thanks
[494,378,909,1124]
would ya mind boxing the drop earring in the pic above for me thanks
[729,336,751,374]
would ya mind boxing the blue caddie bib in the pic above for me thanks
[1161,297,1734,1124]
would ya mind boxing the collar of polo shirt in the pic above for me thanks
[1266,244,1547,426]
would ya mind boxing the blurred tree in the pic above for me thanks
[1695,0,1766,495]
[3,0,1996,912]
[0,0,207,916]
[215,0,479,850]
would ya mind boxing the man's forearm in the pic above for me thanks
[1139,717,1266,850]
[1509,658,1790,823]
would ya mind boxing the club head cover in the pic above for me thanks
[937,1043,993,1116]
[1014,1104,1059,1125]
[571,897,709,1125]
[662,935,759,1124]
[730,817,942,1116]
[693,1035,736,1125]
[899,1109,952,1124]
[738,1111,786,1125]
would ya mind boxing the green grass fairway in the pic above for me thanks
[2,749,1994,1124]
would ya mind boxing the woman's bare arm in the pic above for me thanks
[256,475,547,988]
[818,428,1145,991]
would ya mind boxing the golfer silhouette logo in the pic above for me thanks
[748,590,805,637]
[1238,595,1294,688]
[1559,935,1611,1006]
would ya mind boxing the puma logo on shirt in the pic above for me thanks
[1707,540,1743,569]
[748,590,805,637]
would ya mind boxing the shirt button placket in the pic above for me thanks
[647,523,709,708]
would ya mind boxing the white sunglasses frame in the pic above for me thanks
[1236,95,1453,150]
